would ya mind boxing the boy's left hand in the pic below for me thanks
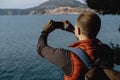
[43,20,55,33]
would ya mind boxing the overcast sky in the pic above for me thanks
[0,0,86,9]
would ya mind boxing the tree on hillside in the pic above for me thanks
[86,0,120,14]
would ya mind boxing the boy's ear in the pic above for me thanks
[77,27,81,35]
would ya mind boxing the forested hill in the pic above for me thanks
[0,0,87,15]
[32,0,87,9]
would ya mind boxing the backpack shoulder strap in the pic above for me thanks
[68,47,93,69]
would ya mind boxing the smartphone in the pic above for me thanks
[55,21,64,28]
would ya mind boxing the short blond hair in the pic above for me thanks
[76,11,101,38]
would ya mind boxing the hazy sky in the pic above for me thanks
[0,0,86,9]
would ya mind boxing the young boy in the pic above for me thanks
[37,11,114,80]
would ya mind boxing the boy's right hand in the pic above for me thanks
[62,20,75,33]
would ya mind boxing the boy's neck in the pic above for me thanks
[78,35,90,41]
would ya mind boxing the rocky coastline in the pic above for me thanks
[29,7,93,15]
[0,0,91,15]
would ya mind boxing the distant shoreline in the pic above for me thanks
[0,6,93,15]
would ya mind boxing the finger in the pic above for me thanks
[62,20,69,24]
[43,20,53,29]
[49,19,55,23]
[47,20,53,24]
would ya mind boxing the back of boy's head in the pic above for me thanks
[76,11,101,38]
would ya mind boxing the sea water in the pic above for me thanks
[0,15,120,80]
